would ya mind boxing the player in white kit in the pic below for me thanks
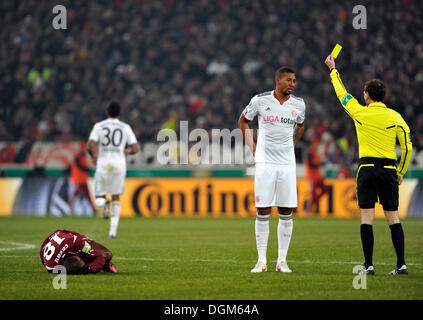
[238,67,305,273]
[87,101,139,239]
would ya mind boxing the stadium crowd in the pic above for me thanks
[1,0,422,166]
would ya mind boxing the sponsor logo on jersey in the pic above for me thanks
[263,115,279,122]
[263,115,295,124]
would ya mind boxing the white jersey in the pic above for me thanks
[242,90,306,164]
[88,118,137,174]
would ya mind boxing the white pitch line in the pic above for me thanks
[116,257,423,267]
[0,241,36,252]
[0,251,421,267]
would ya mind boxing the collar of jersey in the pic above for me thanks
[368,102,386,108]
[272,90,290,105]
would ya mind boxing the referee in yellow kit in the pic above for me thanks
[325,54,412,275]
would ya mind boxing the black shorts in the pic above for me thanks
[356,157,399,211]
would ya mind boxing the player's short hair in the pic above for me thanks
[107,101,121,118]
[364,79,385,102]
[275,67,295,79]
[62,254,85,274]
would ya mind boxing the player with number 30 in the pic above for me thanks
[87,101,138,239]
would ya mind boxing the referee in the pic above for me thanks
[325,54,412,275]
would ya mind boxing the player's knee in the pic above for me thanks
[257,207,271,215]
[384,210,400,225]
[278,207,293,215]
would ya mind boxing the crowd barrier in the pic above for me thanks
[0,177,422,218]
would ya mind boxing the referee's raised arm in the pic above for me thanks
[325,55,363,119]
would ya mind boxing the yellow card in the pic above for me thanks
[331,44,342,59]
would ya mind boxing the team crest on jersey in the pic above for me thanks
[291,110,297,118]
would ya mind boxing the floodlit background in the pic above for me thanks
[0,0,422,217]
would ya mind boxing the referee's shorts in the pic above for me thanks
[356,157,399,211]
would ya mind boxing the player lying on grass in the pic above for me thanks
[40,229,118,274]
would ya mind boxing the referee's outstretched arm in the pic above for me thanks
[326,56,364,119]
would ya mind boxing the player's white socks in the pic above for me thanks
[255,213,270,264]
[277,214,293,263]
[109,201,120,238]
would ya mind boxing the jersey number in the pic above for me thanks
[102,128,123,147]
[43,234,65,261]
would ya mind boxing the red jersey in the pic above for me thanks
[305,147,323,181]
[70,153,90,184]
[40,230,105,273]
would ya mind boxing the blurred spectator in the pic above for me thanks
[336,160,354,179]
[68,142,95,212]
[0,143,16,163]
[305,137,329,214]
[0,0,422,167]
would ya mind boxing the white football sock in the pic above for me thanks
[109,201,120,237]
[255,213,270,264]
[277,214,293,263]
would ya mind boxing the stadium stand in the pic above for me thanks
[1,0,422,166]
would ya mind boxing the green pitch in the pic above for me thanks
[0,216,422,300]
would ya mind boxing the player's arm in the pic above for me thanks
[86,139,98,164]
[87,124,99,163]
[124,126,139,155]
[293,122,304,147]
[125,143,139,155]
[76,240,106,273]
[293,101,306,147]
[238,115,256,156]
[239,97,258,156]
[325,55,363,118]
[396,116,413,180]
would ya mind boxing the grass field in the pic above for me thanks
[0,216,422,300]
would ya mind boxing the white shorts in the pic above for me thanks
[254,162,298,208]
[94,171,125,196]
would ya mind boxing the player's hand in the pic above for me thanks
[92,156,97,165]
[77,265,92,275]
[398,175,403,185]
[325,55,336,70]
